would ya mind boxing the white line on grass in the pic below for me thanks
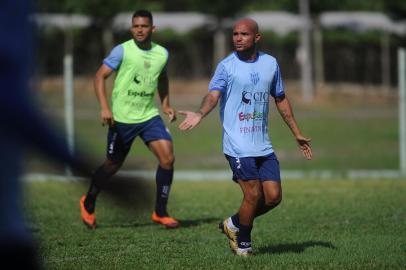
[23,170,404,182]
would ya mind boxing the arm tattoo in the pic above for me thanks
[198,94,218,117]
[280,108,295,130]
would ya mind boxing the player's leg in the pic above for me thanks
[84,158,124,213]
[141,116,178,228]
[148,139,179,228]
[221,155,260,256]
[255,181,282,217]
[236,179,261,255]
[80,158,123,229]
[255,152,282,217]
[80,123,133,228]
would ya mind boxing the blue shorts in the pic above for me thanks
[225,153,281,182]
[106,115,172,162]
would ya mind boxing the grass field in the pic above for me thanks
[26,178,406,269]
[29,78,399,174]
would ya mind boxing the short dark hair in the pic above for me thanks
[132,10,153,24]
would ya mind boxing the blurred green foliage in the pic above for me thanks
[35,0,406,19]
[33,0,405,80]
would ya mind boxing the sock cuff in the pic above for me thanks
[157,166,173,173]
[231,213,240,228]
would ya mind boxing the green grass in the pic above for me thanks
[30,91,399,173]
[26,179,406,269]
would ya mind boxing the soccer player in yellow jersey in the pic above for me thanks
[80,10,179,229]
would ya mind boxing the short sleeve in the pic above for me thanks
[102,45,123,70]
[270,62,285,98]
[208,63,228,93]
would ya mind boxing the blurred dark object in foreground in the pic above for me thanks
[0,0,84,268]
[0,0,151,268]
[98,174,154,210]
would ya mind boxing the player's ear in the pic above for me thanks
[255,33,261,43]
[151,25,156,33]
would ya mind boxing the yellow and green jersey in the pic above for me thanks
[103,39,168,123]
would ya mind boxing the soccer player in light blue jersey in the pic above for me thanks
[179,18,312,256]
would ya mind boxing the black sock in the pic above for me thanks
[155,166,173,217]
[237,224,252,249]
[231,213,240,228]
[85,165,111,213]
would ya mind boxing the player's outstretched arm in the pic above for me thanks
[178,91,221,130]
[275,95,312,160]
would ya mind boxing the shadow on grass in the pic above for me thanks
[94,222,152,229]
[94,217,220,229]
[177,217,221,228]
[257,241,336,254]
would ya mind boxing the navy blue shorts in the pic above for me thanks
[106,115,172,162]
[225,153,281,182]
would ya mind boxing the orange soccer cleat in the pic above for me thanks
[80,195,96,229]
[151,211,179,229]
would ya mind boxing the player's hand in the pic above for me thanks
[178,111,203,130]
[164,107,177,123]
[101,109,114,127]
[296,135,312,160]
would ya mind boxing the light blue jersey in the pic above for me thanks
[209,52,285,157]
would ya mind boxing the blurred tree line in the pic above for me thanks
[34,0,406,85]
[35,0,406,18]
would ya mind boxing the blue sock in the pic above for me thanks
[231,213,240,228]
[155,166,173,217]
[237,224,252,249]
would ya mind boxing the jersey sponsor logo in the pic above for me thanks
[239,111,264,121]
[241,91,269,105]
[242,91,251,104]
[133,74,141,84]
[127,90,154,98]
[240,125,263,134]
[132,74,155,86]
[123,100,147,110]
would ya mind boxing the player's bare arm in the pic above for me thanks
[178,90,221,130]
[275,95,313,160]
[158,69,176,122]
[94,64,114,126]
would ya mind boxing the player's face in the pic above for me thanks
[131,16,154,44]
[232,23,259,52]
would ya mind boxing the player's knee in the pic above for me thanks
[244,188,262,205]
[159,154,175,169]
[264,193,282,207]
[103,159,123,174]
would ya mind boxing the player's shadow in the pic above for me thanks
[177,217,221,228]
[98,222,153,229]
[257,240,336,254]
[95,217,220,229]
